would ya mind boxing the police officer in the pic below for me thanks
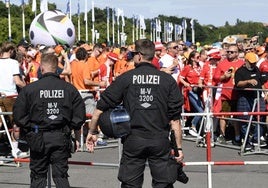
[13,53,86,188]
[86,39,184,188]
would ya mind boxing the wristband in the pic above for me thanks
[177,148,183,151]
[88,130,99,135]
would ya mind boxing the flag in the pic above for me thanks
[155,18,161,32]
[32,0,36,12]
[40,0,48,13]
[182,19,187,30]
[92,0,95,22]
[190,19,194,30]
[168,22,173,33]
[175,24,182,35]
[117,8,123,25]
[151,19,156,30]
[5,0,10,8]
[77,0,80,15]
[66,0,70,14]
[139,15,146,30]
[21,0,25,6]
[84,0,87,21]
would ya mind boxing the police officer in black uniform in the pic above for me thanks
[86,39,184,188]
[13,53,86,188]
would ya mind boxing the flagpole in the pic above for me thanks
[191,19,195,44]
[106,7,110,45]
[70,0,72,21]
[77,0,80,41]
[150,20,152,41]
[112,8,115,45]
[132,16,135,43]
[22,3,26,39]
[192,28,195,44]
[183,19,187,42]
[117,22,120,46]
[78,15,80,41]
[85,0,88,43]
[135,16,138,41]
[7,3,11,41]
[91,0,95,44]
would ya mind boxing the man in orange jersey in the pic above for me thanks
[114,47,128,77]
[83,44,107,146]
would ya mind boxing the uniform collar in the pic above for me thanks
[41,72,60,79]
[135,62,156,69]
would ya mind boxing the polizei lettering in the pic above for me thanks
[133,75,160,85]
[40,90,64,98]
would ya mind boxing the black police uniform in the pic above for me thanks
[13,73,86,188]
[97,62,184,187]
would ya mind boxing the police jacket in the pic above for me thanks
[13,73,86,131]
[97,62,183,136]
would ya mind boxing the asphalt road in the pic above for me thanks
[1,138,268,188]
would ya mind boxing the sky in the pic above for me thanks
[9,0,268,27]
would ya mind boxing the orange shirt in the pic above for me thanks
[114,59,127,76]
[71,59,87,90]
[97,53,108,66]
[122,61,135,73]
[85,56,101,82]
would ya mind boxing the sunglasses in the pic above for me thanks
[172,46,179,49]
[227,51,237,54]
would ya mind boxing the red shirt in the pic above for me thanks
[179,64,201,85]
[213,58,244,100]
[152,56,160,70]
[259,60,268,89]
[200,61,217,86]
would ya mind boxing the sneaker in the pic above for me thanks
[216,135,226,144]
[232,139,242,146]
[244,143,254,152]
[251,139,267,147]
[96,138,107,146]
[189,127,199,137]
[16,151,29,158]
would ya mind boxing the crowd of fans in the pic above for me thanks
[1,35,268,157]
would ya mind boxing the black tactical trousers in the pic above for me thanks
[118,133,177,188]
[29,131,71,188]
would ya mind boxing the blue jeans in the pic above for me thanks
[237,96,265,143]
[188,91,204,128]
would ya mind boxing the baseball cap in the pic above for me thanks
[245,52,259,63]
[154,42,163,51]
[207,48,221,60]
[108,52,119,61]
[18,39,30,48]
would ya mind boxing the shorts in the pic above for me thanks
[221,100,237,117]
[0,97,16,128]
[79,92,96,115]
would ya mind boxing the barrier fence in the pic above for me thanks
[1,85,268,188]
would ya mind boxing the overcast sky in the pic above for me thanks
[10,0,268,27]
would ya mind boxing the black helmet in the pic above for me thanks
[98,106,131,138]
